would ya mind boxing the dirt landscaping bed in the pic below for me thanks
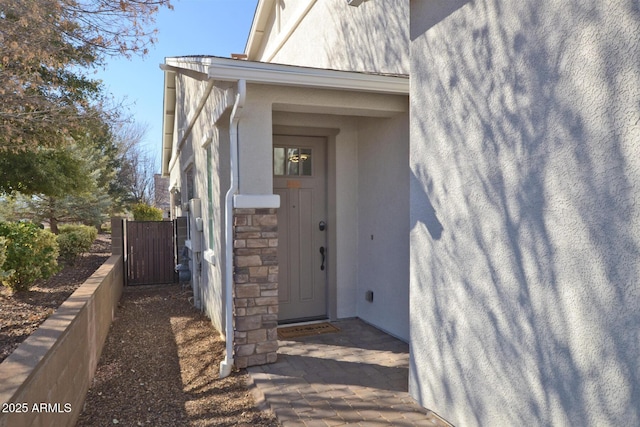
[0,234,112,363]
[1,235,278,426]
[76,284,280,427]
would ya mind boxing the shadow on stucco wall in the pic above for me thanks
[410,0,470,39]
[409,0,639,425]
[410,169,443,240]
[324,0,410,74]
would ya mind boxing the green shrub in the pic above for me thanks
[132,203,163,221]
[57,224,98,264]
[58,224,98,242]
[0,221,59,292]
[0,237,13,282]
[101,221,112,234]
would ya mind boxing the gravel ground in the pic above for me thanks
[76,284,280,427]
[0,234,112,363]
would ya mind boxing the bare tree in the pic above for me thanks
[0,0,172,151]
[112,122,157,206]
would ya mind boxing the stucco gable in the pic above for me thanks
[245,0,409,74]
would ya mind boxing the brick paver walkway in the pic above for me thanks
[248,319,451,427]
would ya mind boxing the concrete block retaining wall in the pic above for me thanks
[0,254,124,427]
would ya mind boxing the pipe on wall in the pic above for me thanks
[220,79,246,378]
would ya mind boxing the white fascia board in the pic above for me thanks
[161,69,177,176]
[207,58,409,95]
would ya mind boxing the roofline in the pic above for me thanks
[165,56,409,95]
[244,0,275,59]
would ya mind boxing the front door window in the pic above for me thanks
[274,147,312,176]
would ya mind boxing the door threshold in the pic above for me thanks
[278,317,329,327]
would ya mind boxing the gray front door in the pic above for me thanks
[273,135,327,322]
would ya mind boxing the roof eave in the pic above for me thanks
[161,68,176,177]
[244,0,276,60]
[207,57,409,95]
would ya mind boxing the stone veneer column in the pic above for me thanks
[233,208,279,368]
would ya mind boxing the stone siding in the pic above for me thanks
[233,208,279,368]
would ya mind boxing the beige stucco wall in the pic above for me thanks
[251,0,409,75]
[168,72,232,336]
[409,0,640,425]
[237,86,274,195]
[357,111,410,341]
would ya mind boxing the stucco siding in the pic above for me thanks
[168,73,233,335]
[409,1,640,425]
[255,0,409,75]
[333,121,359,319]
[197,86,231,336]
[199,123,229,337]
[238,85,274,195]
[357,112,410,341]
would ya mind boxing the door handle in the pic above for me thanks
[319,246,325,271]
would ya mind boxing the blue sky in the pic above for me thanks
[96,0,259,170]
